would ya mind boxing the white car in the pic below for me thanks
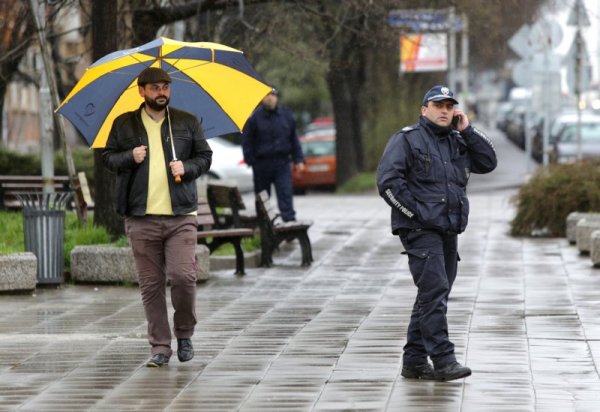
[198,137,254,193]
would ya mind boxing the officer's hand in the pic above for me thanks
[133,145,147,164]
[294,162,305,173]
[453,109,470,132]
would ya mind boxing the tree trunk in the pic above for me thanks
[325,32,367,187]
[92,0,124,238]
[0,82,6,143]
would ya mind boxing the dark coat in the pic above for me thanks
[241,105,303,166]
[377,116,497,235]
[102,105,212,216]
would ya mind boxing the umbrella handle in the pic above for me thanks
[167,106,182,185]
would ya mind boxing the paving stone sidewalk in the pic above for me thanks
[1,131,600,411]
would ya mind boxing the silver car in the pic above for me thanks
[550,116,600,163]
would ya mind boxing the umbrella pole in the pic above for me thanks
[29,0,85,223]
[166,107,182,184]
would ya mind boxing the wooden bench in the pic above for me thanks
[0,173,92,220]
[196,196,255,275]
[206,182,256,229]
[254,190,313,267]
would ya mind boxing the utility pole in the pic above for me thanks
[447,6,457,93]
[575,28,583,161]
[460,12,469,103]
[37,52,54,194]
[29,0,84,222]
[31,1,53,193]
[567,0,590,161]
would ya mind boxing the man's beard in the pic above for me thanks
[145,96,170,111]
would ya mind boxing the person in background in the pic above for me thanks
[102,67,213,367]
[242,88,304,221]
[377,85,497,381]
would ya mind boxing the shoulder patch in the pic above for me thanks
[401,126,414,132]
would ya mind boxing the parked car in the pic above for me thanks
[292,128,336,194]
[304,116,334,134]
[200,137,254,192]
[549,116,600,163]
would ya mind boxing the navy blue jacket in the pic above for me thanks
[242,104,303,166]
[377,116,497,235]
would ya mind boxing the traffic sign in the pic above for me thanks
[388,9,463,32]
[567,0,591,27]
[508,24,531,58]
[529,19,563,52]
[511,60,533,87]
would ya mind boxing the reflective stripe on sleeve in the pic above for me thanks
[473,127,495,152]
[384,188,415,218]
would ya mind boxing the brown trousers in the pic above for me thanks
[125,215,198,356]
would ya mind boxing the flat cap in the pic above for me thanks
[137,67,171,86]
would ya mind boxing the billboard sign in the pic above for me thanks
[400,33,448,72]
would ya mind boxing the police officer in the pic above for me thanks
[242,88,304,222]
[376,85,497,381]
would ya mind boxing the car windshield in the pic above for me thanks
[559,123,600,143]
[302,140,335,156]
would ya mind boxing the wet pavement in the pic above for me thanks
[2,129,600,411]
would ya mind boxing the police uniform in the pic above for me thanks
[376,87,496,374]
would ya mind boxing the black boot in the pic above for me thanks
[401,363,435,380]
[434,362,471,381]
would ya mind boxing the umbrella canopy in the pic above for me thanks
[57,37,271,148]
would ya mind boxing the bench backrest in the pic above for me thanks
[196,196,216,229]
[0,175,87,213]
[206,183,247,228]
[255,190,280,232]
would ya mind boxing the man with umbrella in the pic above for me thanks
[102,67,213,367]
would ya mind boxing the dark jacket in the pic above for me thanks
[241,104,303,166]
[377,116,497,235]
[102,105,212,216]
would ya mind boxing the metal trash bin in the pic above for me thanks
[17,192,72,284]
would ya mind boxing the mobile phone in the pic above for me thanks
[451,115,460,128]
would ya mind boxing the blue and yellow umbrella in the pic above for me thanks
[57,37,272,148]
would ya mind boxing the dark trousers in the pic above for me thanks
[253,160,296,221]
[125,215,199,356]
[399,229,458,369]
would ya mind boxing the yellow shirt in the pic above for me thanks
[141,109,173,215]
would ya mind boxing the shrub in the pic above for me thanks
[0,148,41,175]
[510,161,600,237]
[0,146,95,193]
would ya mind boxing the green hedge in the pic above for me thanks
[510,161,600,237]
[0,146,95,191]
